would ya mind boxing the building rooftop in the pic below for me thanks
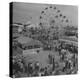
[16,36,43,47]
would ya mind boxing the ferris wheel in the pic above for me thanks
[39,5,70,29]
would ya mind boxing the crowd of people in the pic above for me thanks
[12,40,78,78]
[55,41,78,73]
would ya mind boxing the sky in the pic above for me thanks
[12,2,78,26]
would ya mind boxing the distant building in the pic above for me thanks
[12,23,24,33]
[59,38,78,47]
